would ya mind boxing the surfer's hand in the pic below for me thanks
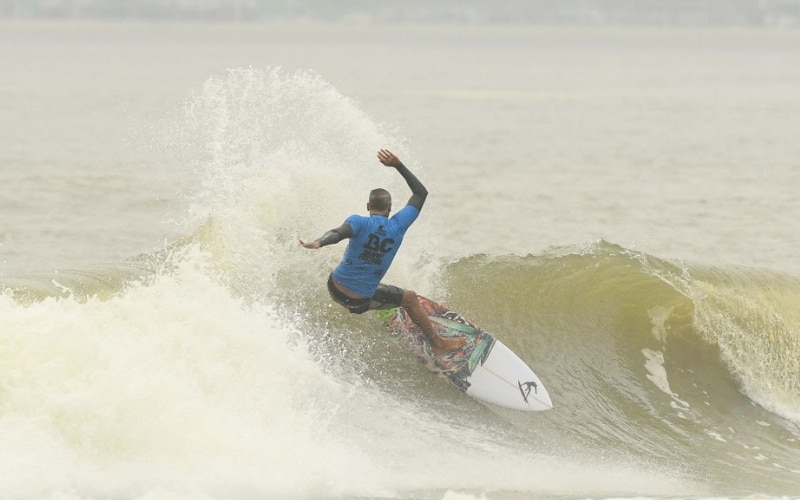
[299,238,321,249]
[377,149,402,168]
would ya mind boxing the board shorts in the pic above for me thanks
[327,274,404,314]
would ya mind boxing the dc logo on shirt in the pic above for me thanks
[359,233,395,264]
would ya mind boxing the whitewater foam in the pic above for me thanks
[0,249,392,499]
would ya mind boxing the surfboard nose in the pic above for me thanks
[465,340,552,412]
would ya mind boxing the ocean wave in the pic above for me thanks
[442,240,800,427]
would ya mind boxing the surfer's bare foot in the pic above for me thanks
[431,336,466,355]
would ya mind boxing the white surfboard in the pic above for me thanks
[379,296,552,412]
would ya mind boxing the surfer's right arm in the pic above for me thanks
[299,223,353,249]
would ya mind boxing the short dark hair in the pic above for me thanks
[368,188,392,211]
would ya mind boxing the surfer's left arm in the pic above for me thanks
[377,149,428,211]
[299,223,353,249]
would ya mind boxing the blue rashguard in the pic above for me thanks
[331,205,420,297]
[309,159,428,302]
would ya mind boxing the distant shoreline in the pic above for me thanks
[1,0,798,29]
[0,17,798,31]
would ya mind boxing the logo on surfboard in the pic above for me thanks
[518,381,538,403]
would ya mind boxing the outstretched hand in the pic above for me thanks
[298,238,321,249]
[377,149,402,168]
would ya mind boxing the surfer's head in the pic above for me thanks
[367,188,392,214]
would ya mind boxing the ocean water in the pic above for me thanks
[1,21,799,500]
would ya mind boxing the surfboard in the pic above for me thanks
[378,296,552,412]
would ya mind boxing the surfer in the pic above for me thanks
[300,149,466,355]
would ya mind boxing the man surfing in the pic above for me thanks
[300,149,465,355]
